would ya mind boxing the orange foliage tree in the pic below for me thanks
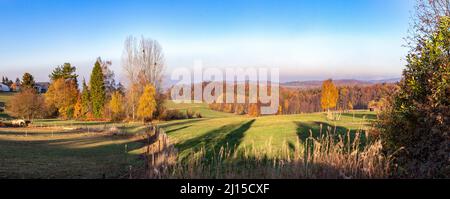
[45,78,79,119]
[320,79,339,112]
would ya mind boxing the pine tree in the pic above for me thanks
[49,63,79,86]
[89,61,105,118]
[21,73,35,89]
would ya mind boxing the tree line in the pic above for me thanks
[6,36,165,123]
[207,80,397,116]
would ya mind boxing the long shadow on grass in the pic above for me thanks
[294,121,368,147]
[165,125,192,134]
[0,132,148,179]
[175,120,255,162]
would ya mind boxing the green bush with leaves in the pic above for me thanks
[379,17,450,178]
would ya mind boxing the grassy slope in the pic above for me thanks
[165,100,234,118]
[0,94,377,178]
[160,102,377,161]
[0,123,148,179]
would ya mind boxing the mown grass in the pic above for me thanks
[165,100,234,118]
[0,96,379,179]
[159,104,377,162]
[0,124,149,179]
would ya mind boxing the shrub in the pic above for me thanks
[378,17,450,178]
[7,88,48,120]
[159,109,187,121]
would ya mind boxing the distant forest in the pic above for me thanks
[204,82,397,115]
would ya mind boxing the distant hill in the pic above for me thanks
[162,76,401,90]
[281,78,400,89]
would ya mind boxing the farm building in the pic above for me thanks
[35,82,50,93]
[0,83,10,92]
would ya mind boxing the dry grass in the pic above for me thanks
[137,125,391,179]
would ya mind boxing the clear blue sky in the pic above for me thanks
[0,0,415,82]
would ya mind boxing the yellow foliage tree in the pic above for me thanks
[320,79,339,112]
[45,78,79,119]
[73,96,83,119]
[137,84,157,122]
[248,103,261,117]
[126,83,141,121]
[109,91,124,120]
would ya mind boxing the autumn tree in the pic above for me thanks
[137,84,157,123]
[21,73,35,89]
[122,36,166,120]
[320,79,339,112]
[73,95,83,119]
[45,78,79,119]
[90,61,106,118]
[248,103,261,117]
[7,88,46,120]
[125,83,140,121]
[109,91,124,121]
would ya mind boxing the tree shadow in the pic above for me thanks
[294,121,367,146]
[0,132,148,179]
[165,125,192,134]
[175,120,255,162]
[213,119,255,156]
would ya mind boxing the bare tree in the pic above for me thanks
[122,36,139,85]
[122,35,165,120]
[97,57,116,99]
[122,35,165,90]
[407,0,450,50]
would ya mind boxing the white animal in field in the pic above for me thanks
[11,119,30,127]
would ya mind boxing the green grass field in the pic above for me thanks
[159,102,376,161]
[0,119,149,179]
[0,93,377,178]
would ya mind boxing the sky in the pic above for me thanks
[0,0,415,83]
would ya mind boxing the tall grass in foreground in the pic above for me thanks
[138,126,391,179]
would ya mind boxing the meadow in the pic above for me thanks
[0,92,381,179]
[161,102,376,161]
